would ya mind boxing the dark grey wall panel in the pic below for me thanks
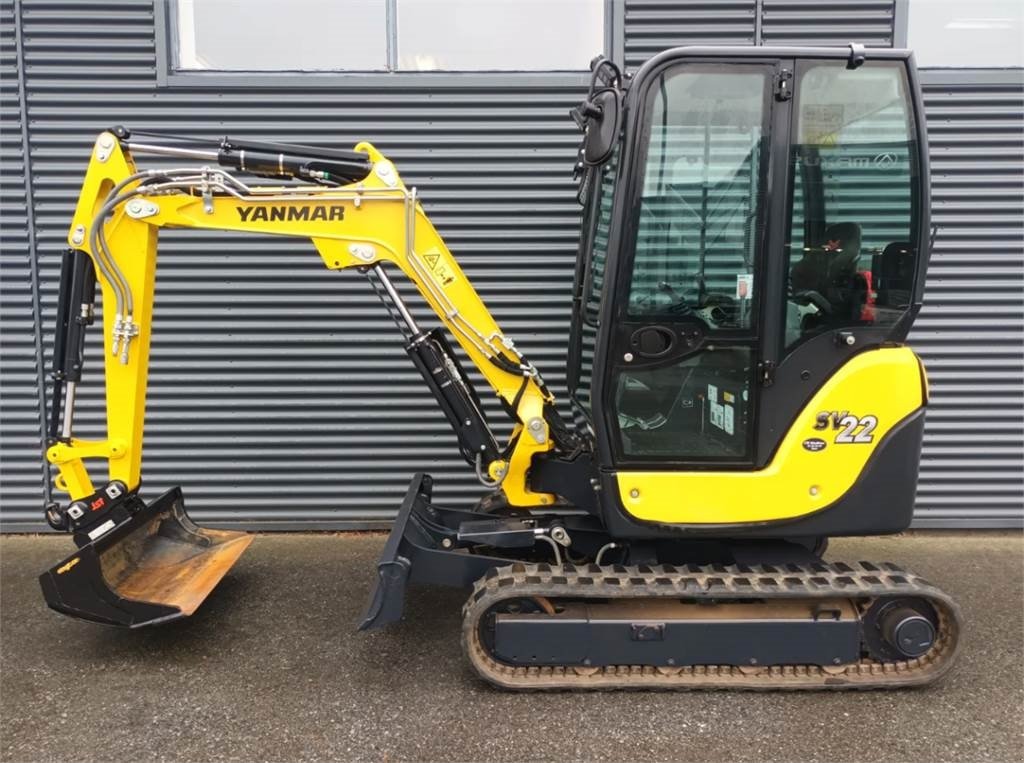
[760,0,894,47]
[910,72,1024,527]
[624,0,894,67]
[0,0,47,528]
[1,1,1020,531]
[624,0,756,68]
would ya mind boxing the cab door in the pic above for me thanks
[595,60,783,468]
[754,57,927,465]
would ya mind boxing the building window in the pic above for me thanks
[907,0,1024,68]
[174,0,604,72]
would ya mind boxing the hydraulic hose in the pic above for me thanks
[87,170,161,318]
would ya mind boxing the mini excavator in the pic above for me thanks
[39,46,962,689]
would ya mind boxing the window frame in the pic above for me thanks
[155,0,623,88]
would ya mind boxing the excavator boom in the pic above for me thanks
[42,129,568,626]
[49,131,563,508]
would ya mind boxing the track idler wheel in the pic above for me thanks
[864,597,939,661]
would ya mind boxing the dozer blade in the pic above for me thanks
[39,487,253,628]
[360,473,510,631]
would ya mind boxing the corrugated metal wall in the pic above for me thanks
[759,0,894,47]
[1,0,1020,530]
[624,1,756,68]
[912,72,1024,526]
[623,0,895,68]
[1,0,48,524]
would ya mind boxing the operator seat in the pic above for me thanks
[790,221,863,320]
[875,241,914,308]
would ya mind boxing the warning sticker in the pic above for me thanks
[723,391,735,404]
[736,273,753,300]
[709,402,724,430]
[423,250,456,287]
[801,104,844,146]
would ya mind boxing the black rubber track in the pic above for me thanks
[462,560,962,690]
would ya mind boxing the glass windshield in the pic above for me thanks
[785,61,920,348]
[626,65,769,330]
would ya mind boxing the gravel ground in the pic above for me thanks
[1,531,1021,763]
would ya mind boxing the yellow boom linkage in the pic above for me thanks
[48,132,557,509]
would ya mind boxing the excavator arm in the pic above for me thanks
[47,130,569,516]
[38,129,578,627]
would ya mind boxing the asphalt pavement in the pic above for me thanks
[1,531,1021,763]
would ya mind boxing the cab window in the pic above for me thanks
[626,66,767,330]
[785,62,920,348]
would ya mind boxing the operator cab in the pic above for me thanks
[567,46,931,534]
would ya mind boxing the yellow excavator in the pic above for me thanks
[39,45,962,689]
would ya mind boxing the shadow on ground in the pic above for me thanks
[2,531,1021,762]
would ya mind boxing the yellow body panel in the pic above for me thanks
[617,347,925,524]
[51,135,555,507]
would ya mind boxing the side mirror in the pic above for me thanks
[570,57,624,169]
[581,88,622,166]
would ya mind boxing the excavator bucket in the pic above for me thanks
[39,487,253,627]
